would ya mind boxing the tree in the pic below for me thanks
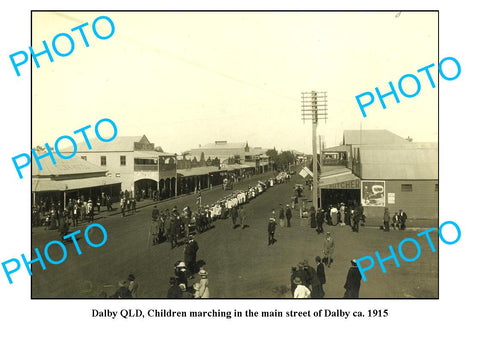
[266,148,278,159]
[277,151,296,170]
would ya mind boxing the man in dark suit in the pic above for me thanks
[399,210,408,230]
[316,209,325,234]
[231,205,238,228]
[184,235,199,277]
[343,259,362,298]
[315,256,326,298]
[285,205,292,227]
[353,206,361,232]
[268,217,276,245]
[168,213,178,249]
[310,207,316,229]
[303,260,316,292]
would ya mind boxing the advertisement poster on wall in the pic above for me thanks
[361,180,385,206]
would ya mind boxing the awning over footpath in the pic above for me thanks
[33,176,122,192]
[221,164,256,171]
[177,166,223,177]
[177,164,256,177]
[318,170,361,189]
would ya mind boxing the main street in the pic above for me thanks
[32,172,438,298]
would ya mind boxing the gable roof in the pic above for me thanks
[343,130,409,145]
[323,145,351,153]
[62,135,147,153]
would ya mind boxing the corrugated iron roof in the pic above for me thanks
[359,145,438,180]
[32,155,106,177]
[344,129,409,145]
[61,135,143,152]
[134,151,175,158]
[32,176,122,192]
[177,166,222,177]
[197,142,247,149]
[319,172,360,187]
[323,145,351,152]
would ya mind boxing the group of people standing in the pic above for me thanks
[383,208,408,231]
[167,253,210,298]
[33,193,114,229]
[306,203,365,234]
[120,191,137,217]
[290,256,362,299]
[265,204,294,246]
[290,257,326,298]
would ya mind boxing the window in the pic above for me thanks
[401,184,412,192]
[120,155,126,166]
[81,156,87,161]
[435,183,438,191]
[101,156,107,166]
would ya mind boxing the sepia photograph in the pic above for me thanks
[30,11,438,299]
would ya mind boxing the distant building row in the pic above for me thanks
[32,135,274,206]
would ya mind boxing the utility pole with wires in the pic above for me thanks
[301,91,327,210]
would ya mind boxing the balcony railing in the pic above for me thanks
[134,163,177,172]
[134,164,158,172]
[322,159,348,166]
[159,164,176,172]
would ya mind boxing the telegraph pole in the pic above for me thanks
[301,91,327,210]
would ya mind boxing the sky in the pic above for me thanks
[32,11,438,154]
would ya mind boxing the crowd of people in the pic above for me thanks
[290,255,362,299]
[167,257,210,299]
[119,190,137,217]
[150,172,291,249]
[37,168,412,299]
[307,203,365,233]
[305,202,408,234]
[290,257,326,298]
[32,194,114,231]
[157,172,291,298]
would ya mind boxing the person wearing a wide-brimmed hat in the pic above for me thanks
[291,262,308,296]
[175,261,189,289]
[343,259,362,298]
[197,269,210,298]
[293,277,311,298]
